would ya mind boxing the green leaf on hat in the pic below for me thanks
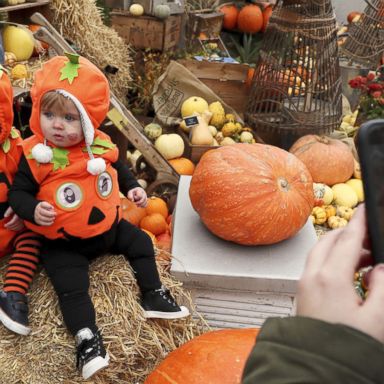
[83,137,116,155]
[92,137,116,149]
[59,53,81,85]
[10,127,20,139]
[88,146,109,155]
[1,138,10,154]
[51,147,70,171]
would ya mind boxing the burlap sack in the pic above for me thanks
[152,60,243,128]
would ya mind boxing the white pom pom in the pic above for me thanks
[31,143,53,163]
[87,157,106,175]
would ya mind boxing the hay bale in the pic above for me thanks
[0,255,208,384]
[50,0,132,104]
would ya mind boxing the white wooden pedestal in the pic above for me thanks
[171,176,318,329]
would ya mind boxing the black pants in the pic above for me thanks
[40,219,161,335]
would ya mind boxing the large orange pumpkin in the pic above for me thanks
[121,197,147,226]
[189,144,314,245]
[237,4,263,34]
[169,157,195,175]
[145,328,259,384]
[289,135,355,185]
[219,3,239,30]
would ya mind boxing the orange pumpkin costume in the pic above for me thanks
[7,57,187,362]
[0,69,23,257]
[0,69,41,301]
[20,55,121,240]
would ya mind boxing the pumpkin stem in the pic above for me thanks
[277,177,290,192]
[318,136,329,145]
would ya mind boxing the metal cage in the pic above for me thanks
[245,0,342,149]
[340,0,384,67]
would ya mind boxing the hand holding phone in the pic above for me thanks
[357,119,384,264]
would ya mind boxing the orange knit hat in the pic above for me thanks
[0,67,14,145]
[29,54,110,174]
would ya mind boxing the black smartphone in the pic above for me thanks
[357,119,384,264]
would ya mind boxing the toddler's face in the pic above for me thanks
[40,99,84,147]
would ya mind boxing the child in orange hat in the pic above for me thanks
[0,68,42,336]
[8,54,189,380]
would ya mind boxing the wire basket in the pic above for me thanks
[245,0,342,148]
[340,0,384,68]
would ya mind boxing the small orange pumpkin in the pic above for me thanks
[145,328,260,384]
[237,4,263,34]
[169,157,195,175]
[146,196,169,219]
[262,5,273,33]
[120,197,147,227]
[219,3,239,30]
[140,213,168,236]
[156,232,172,253]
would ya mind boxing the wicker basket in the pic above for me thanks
[245,0,342,149]
[340,0,384,68]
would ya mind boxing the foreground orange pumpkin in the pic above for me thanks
[145,328,259,384]
[289,135,354,185]
[189,144,314,245]
[237,4,263,34]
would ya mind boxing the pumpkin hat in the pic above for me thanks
[0,67,14,145]
[29,54,110,175]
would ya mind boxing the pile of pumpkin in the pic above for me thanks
[1,24,48,83]
[140,124,196,176]
[179,96,257,146]
[218,2,273,34]
[290,135,364,230]
[120,195,173,264]
[127,2,172,20]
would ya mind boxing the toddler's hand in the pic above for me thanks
[3,206,24,231]
[127,187,147,208]
[34,201,56,226]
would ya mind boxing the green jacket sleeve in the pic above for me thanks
[242,316,384,384]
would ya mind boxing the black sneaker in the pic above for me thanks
[76,328,110,380]
[0,290,31,335]
[141,286,190,319]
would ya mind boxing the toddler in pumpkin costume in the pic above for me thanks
[0,68,42,336]
[8,55,189,380]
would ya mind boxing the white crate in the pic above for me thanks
[171,176,318,329]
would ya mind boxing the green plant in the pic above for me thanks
[229,33,261,64]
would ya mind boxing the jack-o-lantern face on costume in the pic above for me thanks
[0,68,23,257]
[21,55,122,240]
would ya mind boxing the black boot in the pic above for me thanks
[76,328,109,379]
[0,290,30,335]
[141,286,190,319]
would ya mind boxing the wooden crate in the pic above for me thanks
[178,128,219,164]
[111,12,182,51]
[178,59,251,115]
[187,11,224,39]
